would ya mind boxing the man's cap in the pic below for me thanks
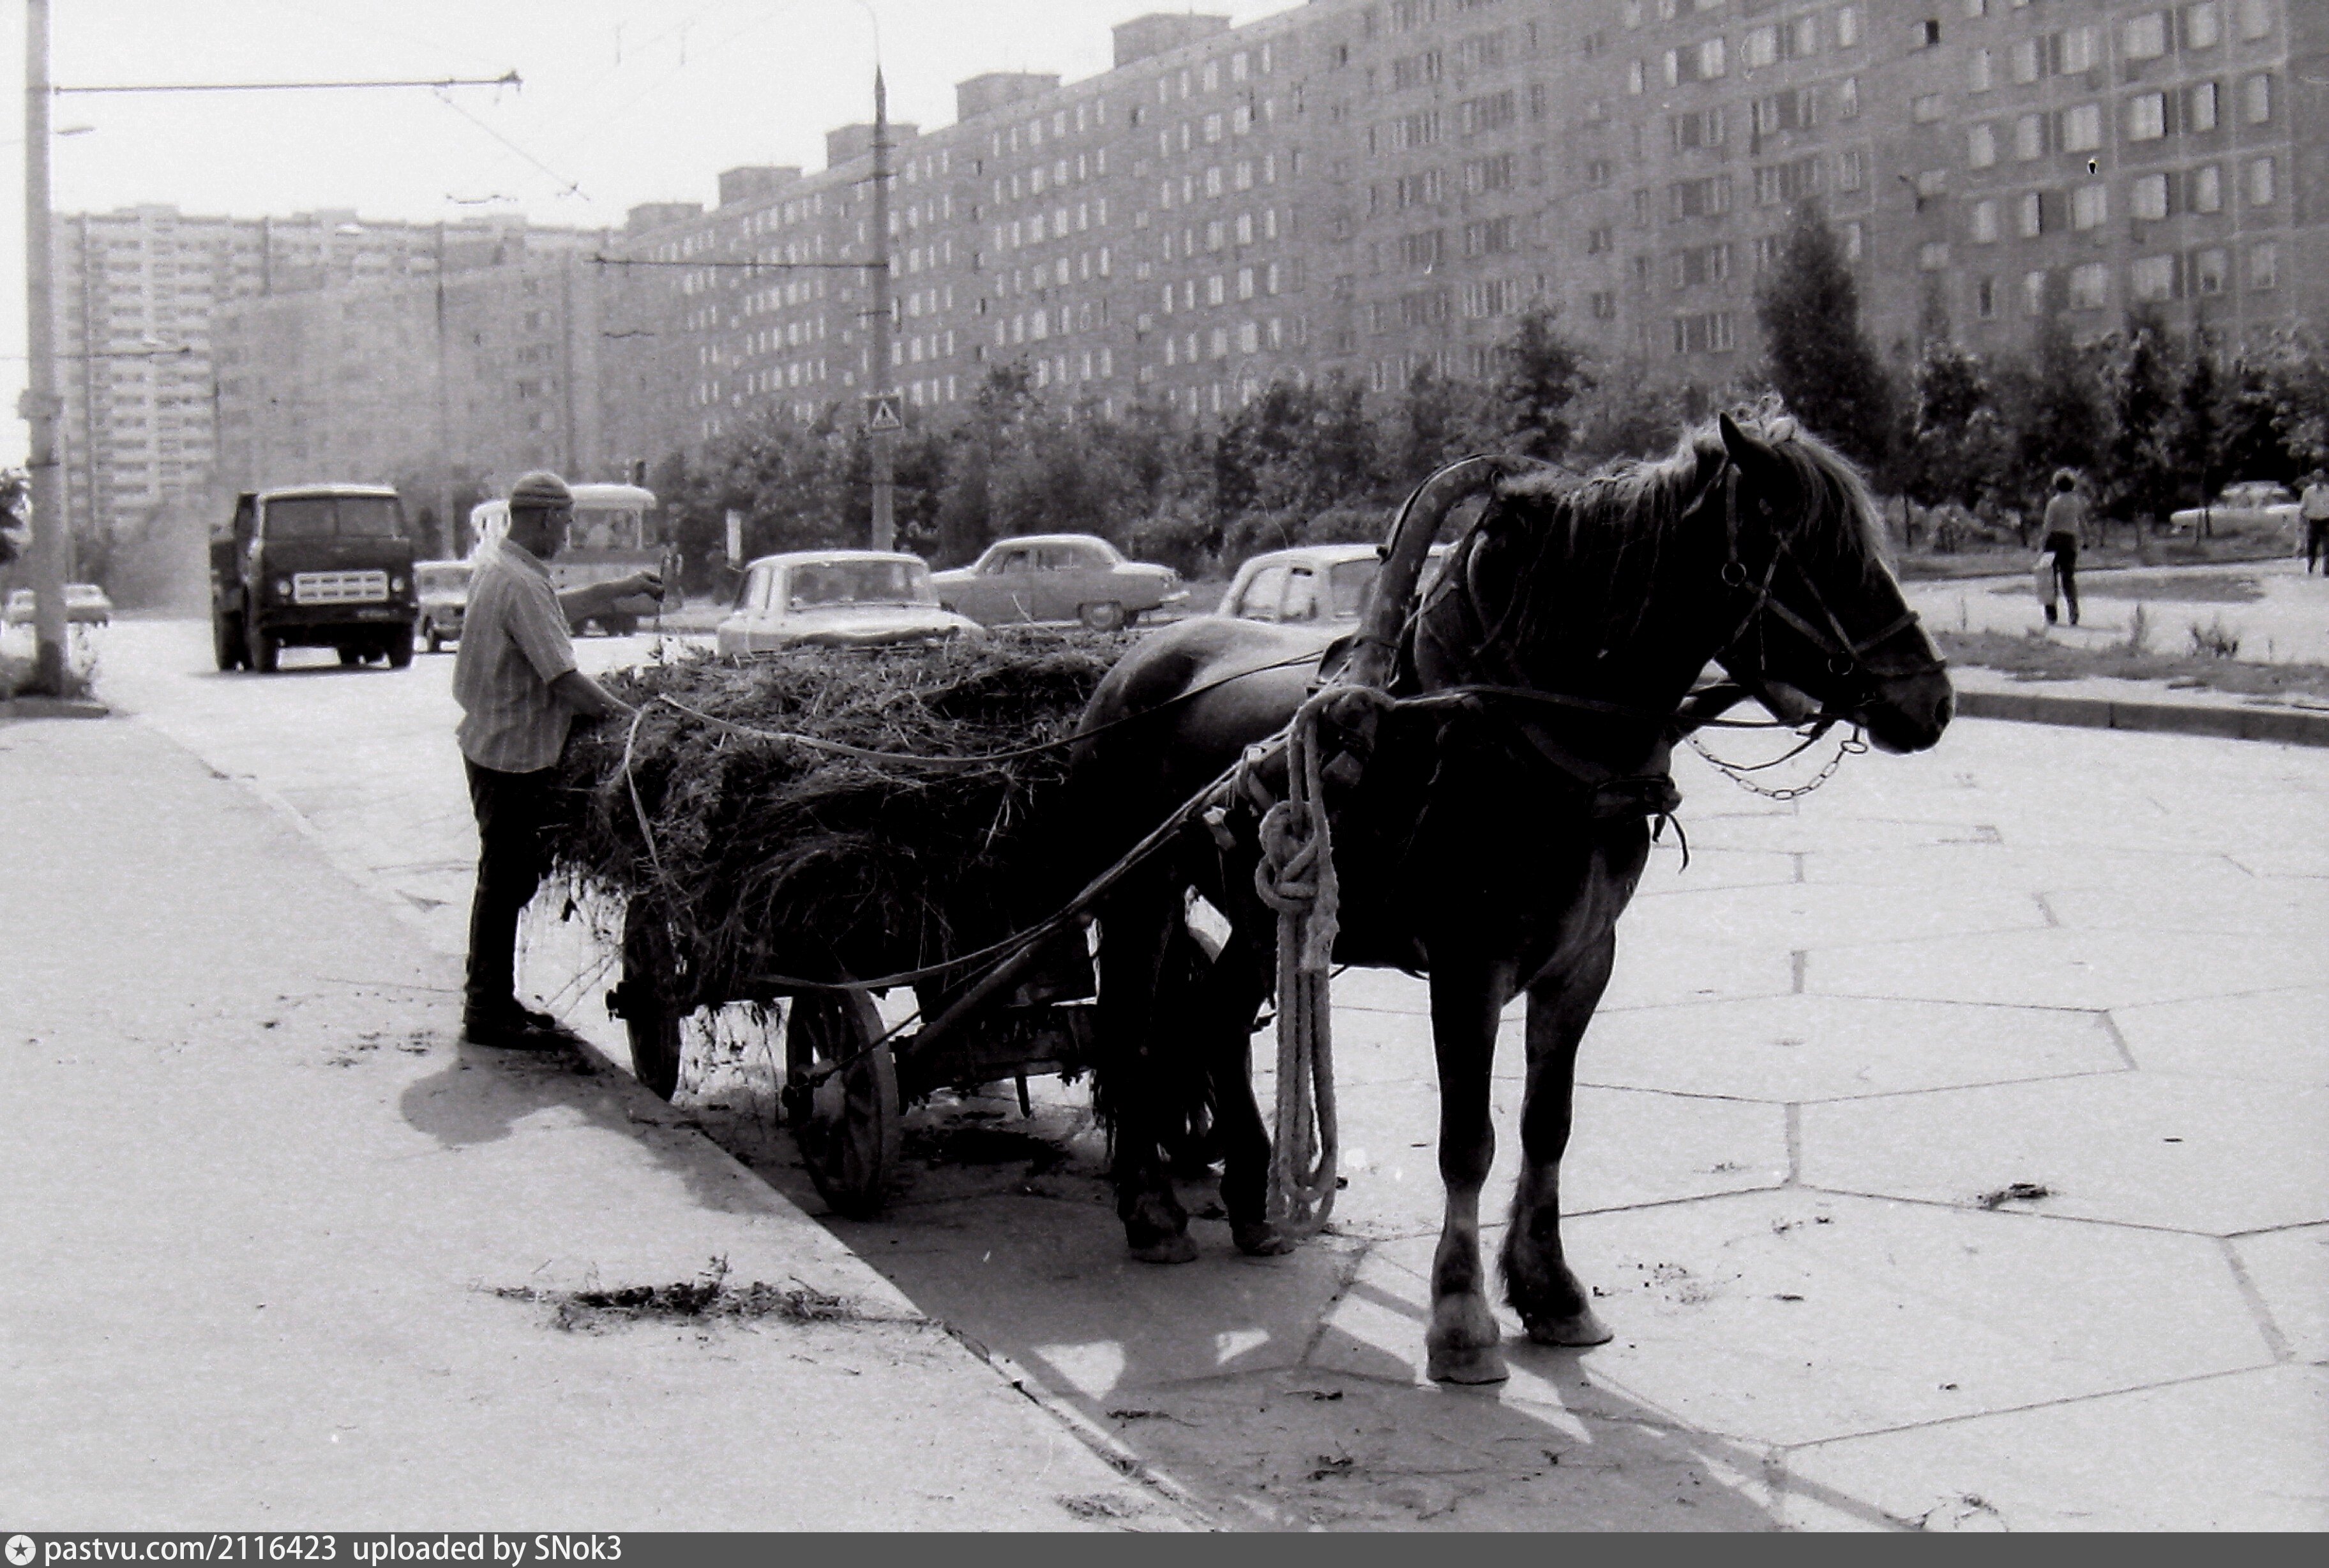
[508,471,573,511]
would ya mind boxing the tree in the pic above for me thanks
[1903,335,1996,511]
[2167,322,2226,534]
[2217,352,2296,488]
[1998,317,2105,516]
[0,467,26,567]
[1754,200,1898,476]
[2100,307,2180,539]
[1388,363,1486,489]
[1489,304,1594,463]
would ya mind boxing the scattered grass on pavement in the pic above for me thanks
[1935,628,2329,702]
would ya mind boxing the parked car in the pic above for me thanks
[4,584,112,626]
[2168,481,2302,539]
[715,550,984,655]
[414,561,471,653]
[930,534,1186,631]
[1216,543,1451,631]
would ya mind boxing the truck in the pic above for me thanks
[467,482,680,637]
[211,485,420,673]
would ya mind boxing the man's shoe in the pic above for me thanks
[462,1013,573,1052]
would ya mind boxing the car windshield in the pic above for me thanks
[65,585,104,601]
[265,495,406,540]
[1327,559,1380,619]
[786,560,937,609]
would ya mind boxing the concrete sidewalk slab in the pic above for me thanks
[0,717,1177,1530]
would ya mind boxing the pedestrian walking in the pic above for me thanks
[2040,471,2086,627]
[2302,470,2329,575]
[453,471,665,1048]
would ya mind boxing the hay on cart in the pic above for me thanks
[543,629,1131,1002]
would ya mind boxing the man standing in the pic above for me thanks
[453,471,663,1048]
[2040,469,2086,628]
[2301,470,2329,575]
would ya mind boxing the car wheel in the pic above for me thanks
[424,620,444,654]
[1080,601,1127,632]
[246,616,280,674]
[386,633,414,670]
[212,616,245,672]
[338,646,364,667]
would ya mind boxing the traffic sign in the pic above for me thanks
[864,392,903,433]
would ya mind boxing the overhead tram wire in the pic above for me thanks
[431,86,587,202]
[51,72,522,94]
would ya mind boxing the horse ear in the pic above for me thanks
[1717,411,1778,474]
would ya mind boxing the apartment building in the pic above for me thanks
[54,206,607,541]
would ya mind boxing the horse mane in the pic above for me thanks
[1436,402,1889,662]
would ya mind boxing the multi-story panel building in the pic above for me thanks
[54,206,605,544]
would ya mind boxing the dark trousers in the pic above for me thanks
[2309,522,2328,572]
[464,758,555,1020]
[2044,532,2079,624]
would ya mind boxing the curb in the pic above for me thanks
[0,697,111,721]
[1955,688,2329,748]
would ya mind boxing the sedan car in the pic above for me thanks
[2167,481,2300,539]
[715,550,984,656]
[4,584,112,626]
[930,534,1185,631]
[414,561,471,653]
[1217,543,1451,630]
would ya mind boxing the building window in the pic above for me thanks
[2130,254,2179,301]
[2190,164,2223,212]
[1917,19,1942,49]
[2127,93,2167,141]
[2243,73,2272,123]
[2130,172,2171,220]
[2247,156,2276,206]
[2123,13,2169,59]
[2187,81,2220,132]
[1968,123,1998,167]
[2237,0,2272,40]
[2022,269,2049,316]
[1975,275,1996,319]
[1913,93,1946,122]
[1839,77,1860,117]
[2072,184,2109,229]
[1744,26,1778,67]
[1971,199,2000,241]
[2069,261,2109,309]
[1843,221,1862,261]
[1967,49,1994,92]
[2017,190,2044,237]
[2192,246,2227,294]
[2250,241,2278,290]
[1837,147,1866,190]
[2016,113,2048,159]
[1838,5,1862,47]
[1918,241,1952,271]
[1591,290,1618,319]
[2063,103,2103,151]
[2183,1,2221,49]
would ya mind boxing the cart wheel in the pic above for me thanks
[619,905,688,1101]
[785,991,897,1218]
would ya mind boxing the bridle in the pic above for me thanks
[1707,462,1947,720]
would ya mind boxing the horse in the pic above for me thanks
[1067,409,1954,1383]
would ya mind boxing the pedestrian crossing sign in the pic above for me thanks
[864,393,903,432]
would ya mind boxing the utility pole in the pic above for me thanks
[20,0,70,695]
[868,67,896,552]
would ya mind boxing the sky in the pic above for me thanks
[0,0,1295,465]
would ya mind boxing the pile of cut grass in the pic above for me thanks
[544,628,1132,1003]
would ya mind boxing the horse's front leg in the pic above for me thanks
[1099,868,1196,1264]
[1500,930,1617,1346]
[1424,953,1519,1384]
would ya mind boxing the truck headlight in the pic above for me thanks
[273,578,292,599]
[390,575,407,594]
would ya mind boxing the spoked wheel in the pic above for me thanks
[785,991,898,1218]
[617,903,690,1101]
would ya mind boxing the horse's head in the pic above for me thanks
[1704,411,1953,755]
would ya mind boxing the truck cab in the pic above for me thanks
[211,485,419,673]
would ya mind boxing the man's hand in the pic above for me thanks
[614,569,667,602]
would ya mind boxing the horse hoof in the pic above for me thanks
[1525,1307,1614,1347]
[1232,1221,1295,1256]
[1426,1342,1510,1385]
[1129,1233,1199,1265]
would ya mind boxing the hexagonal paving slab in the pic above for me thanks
[1319,1190,2271,1449]
[1800,1074,2329,1235]
[1783,1366,2329,1531]
[2233,1224,2329,1365]
[1807,926,2320,1011]
[1577,994,2123,1103]
[2111,986,2329,1087]
[1619,878,2047,956]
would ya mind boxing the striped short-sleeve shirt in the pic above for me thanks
[454,538,579,774]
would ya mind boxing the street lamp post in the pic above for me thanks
[20,0,71,695]
[869,66,896,552]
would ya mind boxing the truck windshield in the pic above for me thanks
[266,496,406,540]
[571,509,647,552]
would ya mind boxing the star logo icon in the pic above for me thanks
[6,1535,37,1567]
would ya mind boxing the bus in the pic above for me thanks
[467,481,682,636]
